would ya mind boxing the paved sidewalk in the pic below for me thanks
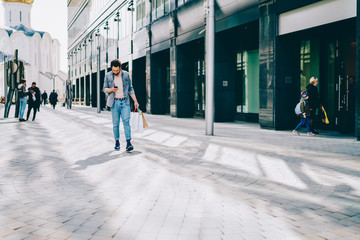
[0,104,360,240]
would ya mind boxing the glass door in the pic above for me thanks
[324,39,356,132]
[194,59,205,117]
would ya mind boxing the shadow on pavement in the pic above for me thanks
[73,150,141,170]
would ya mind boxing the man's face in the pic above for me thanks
[112,66,121,76]
[32,84,36,88]
[314,79,319,86]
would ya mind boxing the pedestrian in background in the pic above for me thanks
[306,77,320,134]
[292,91,315,136]
[103,59,139,151]
[18,79,27,122]
[26,82,40,121]
[38,90,42,112]
[42,90,48,105]
[49,90,58,109]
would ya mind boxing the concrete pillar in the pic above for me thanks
[259,0,277,129]
[170,38,178,117]
[356,0,360,140]
[145,49,151,113]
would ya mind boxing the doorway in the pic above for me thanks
[326,39,356,133]
[194,59,205,117]
[298,19,356,133]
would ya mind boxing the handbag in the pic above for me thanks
[321,106,329,124]
[130,108,144,133]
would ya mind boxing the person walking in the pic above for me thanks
[103,59,139,151]
[49,90,58,109]
[37,90,42,112]
[292,91,315,136]
[26,82,40,121]
[306,77,320,134]
[17,79,27,122]
[42,90,48,105]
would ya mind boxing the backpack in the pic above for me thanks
[294,100,304,116]
[18,85,26,98]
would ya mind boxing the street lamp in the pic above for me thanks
[95,29,101,113]
[104,21,109,69]
[127,0,134,78]
[67,54,72,109]
[114,11,121,59]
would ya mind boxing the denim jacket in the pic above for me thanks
[103,70,135,107]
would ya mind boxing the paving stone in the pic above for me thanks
[0,105,360,240]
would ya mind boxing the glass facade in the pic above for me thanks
[300,40,319,91]
[236,50,259,114]
[177,0,191,7]
[68,0,133,79]
[151,0,169,21]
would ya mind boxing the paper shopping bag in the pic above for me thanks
[130,111,143,133]
[140,111,149,128]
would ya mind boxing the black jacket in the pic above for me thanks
[49,92,58,104]
[18,84,27,98]
[306,84,320,109]
[28,86,41,106]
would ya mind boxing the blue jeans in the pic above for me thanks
[19,97,27,118]
[111,99,131,141]
[294,117,310,132]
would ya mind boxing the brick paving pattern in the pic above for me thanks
[0,104,359,240]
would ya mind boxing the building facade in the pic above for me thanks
[68,0,360,139]
[0,0,66,98]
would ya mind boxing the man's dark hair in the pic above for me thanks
[20,79,26,84]
[32,82,36,85]
[111,59,121,68]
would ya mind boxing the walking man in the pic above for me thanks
[103,59,139,151]
[49,90,58,109]
[26,82,40,121]
[42,90,48,105]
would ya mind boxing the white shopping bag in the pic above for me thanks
[130,110,144,133]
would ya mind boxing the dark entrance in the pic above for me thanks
[80,77,85,103]
[326,38,356,133]
[91,72,97,107]
[85,75,90,106]
[151,50,170,114]
[133,58,147,112]
[194,58,205,117]
[100,70,106,110]
[75,78,79,100]
[176,39,204,118]
[281,18,356,133]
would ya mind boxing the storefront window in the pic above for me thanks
[300,40,320,91]
[236,50,259,114]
